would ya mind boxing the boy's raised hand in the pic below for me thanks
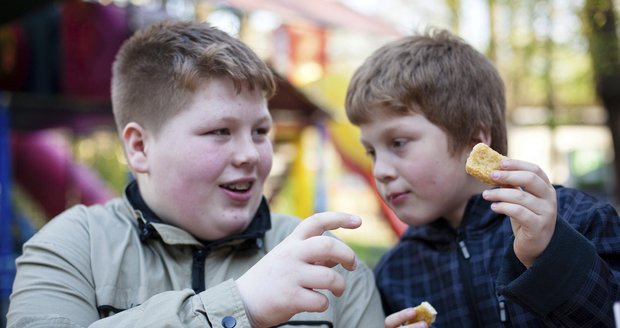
[482,158,557,268]
[236,212,362,327]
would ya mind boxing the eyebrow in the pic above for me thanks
[360,123,402,143]
[210,113,272,125]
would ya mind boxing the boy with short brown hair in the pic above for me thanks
[346,28,620,327]
[7,20,384,328]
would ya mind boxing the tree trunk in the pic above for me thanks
[541,1,560,182]
[583,0,620,205]
[487,0,497,62]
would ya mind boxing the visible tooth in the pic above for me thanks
[226,183,250,191]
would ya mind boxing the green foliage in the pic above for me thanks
[73,129,128,195]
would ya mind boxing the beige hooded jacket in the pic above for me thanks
[7,194,384,328]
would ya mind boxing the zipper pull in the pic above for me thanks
[496,292,507,322]
[456,229,471,259]
[458,240,471,259]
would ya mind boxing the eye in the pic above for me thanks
[254,127,270,136]
[209,128,230,136]
[252,126,271,141]
[391,138,407,149]
[364,148,376,159]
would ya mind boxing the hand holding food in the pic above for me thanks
[468,143,557,268]
[405,301,438,325]
[385,301,437,328]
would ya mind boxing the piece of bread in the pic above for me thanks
[465,143,507,185]
[405,301,437,325]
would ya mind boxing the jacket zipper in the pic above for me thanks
[192,247,209,293]
[456,229,484,327]
[190,239,262,294]
[496,292,507,323]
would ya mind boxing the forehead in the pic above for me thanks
[360,113,424,135]
[185,78,270,119]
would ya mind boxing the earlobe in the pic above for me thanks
[122,122,149,173]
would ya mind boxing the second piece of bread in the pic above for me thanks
[405,301,437,325]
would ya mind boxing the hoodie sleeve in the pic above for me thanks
[497,200,620,327]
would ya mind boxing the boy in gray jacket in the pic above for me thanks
[7,20,384,328]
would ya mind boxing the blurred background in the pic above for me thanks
[1,0,619,326]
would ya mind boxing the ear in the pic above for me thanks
[470,128,492,147]
[122,122,149,174]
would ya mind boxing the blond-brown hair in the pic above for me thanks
[111,20,276,135]
[345,28,507,155]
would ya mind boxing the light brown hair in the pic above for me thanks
[345,28,507,155]
[111,20,276,136]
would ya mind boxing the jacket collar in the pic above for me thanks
[124,180,271,249]
[400,193,501,245]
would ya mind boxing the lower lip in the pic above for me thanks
[221,187,253,202]
[389,193,408,206]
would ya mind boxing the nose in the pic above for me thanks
[232,136,260,167]
[372,154,396,184]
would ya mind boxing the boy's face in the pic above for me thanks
[359,112,475,227]
[137,78,273,240]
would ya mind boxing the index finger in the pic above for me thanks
[500,158,551,184]
[493,159,553,198]
[291,212,362,240]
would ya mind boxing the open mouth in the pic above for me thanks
[221,182,252,193]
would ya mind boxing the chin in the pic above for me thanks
[225,211,254,230]
[395,211,424,226]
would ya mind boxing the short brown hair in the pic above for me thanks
[111,20,276,135]
[345,28,507,155]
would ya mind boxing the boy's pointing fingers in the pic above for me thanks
[236,212,363,326]
[291,212,362,240]
[300,235,358,270]
[289,212,362,271]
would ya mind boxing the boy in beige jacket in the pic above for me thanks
[7,20,383,328]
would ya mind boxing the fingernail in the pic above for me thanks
[482,190,489,198]
[500,159,509,168]
[349,215,361,225]
[491,171,500,180]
